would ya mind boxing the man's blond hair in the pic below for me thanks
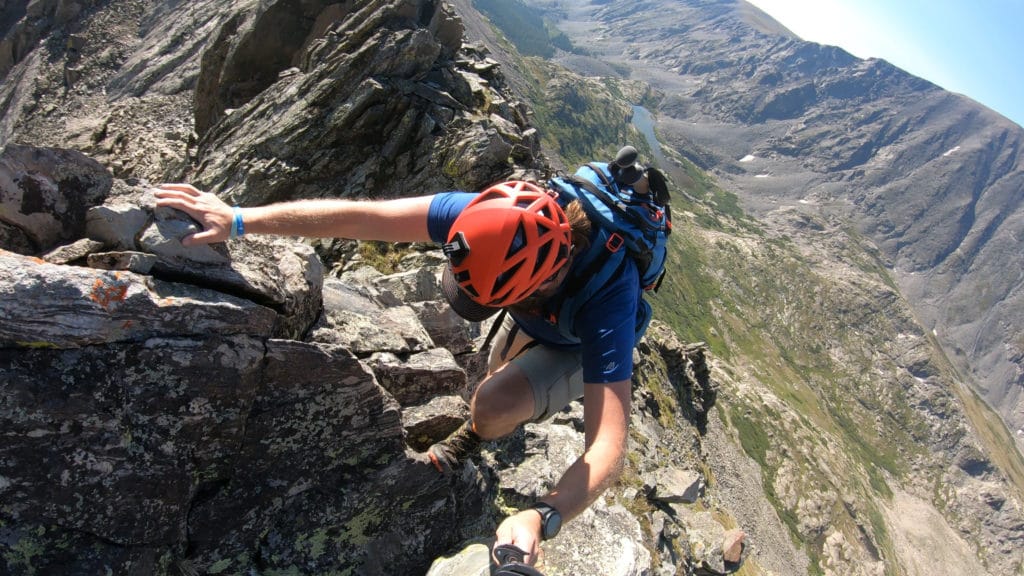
[565,199,591,253]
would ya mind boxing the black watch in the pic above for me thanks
[531,502,562,541]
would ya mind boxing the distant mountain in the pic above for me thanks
[524,0,1024,456]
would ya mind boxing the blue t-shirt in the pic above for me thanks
[428,192,640,383]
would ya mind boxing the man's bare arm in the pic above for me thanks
[154,183,435,244]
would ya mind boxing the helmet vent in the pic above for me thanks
[506,222,527,259]
[480,189,505,202]
[533,242,552,276]
[461,282,479,298]
[494,260,524,294]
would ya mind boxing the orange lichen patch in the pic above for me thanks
[90,277,130,310]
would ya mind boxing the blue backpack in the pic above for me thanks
[546,154,672,343]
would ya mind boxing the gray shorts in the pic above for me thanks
[487,313,584,421]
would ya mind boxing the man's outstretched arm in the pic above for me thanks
[154,183,435,245]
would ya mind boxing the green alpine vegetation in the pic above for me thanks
[472,0,575,58]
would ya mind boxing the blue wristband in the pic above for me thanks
[230,206,245,238]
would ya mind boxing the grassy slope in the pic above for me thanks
[652,160,1024,574]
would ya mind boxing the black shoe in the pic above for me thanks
[427,420,482,474]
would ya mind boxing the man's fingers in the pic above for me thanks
[153,195,190,210]
[153,185,205,209]
[492,534,513,565]
[185,228,226,246]
[148,184,230,246]
[157,183,202,195]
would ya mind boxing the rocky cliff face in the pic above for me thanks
[1,1,751,575]
[536,0,1024,455]
[0,142,489,575]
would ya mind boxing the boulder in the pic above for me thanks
[0,249,276,347]
[645,467,705,504]
[87,193,326,340]
[368,347,468,405]
[309,278,433,356]
[0,144,111,253]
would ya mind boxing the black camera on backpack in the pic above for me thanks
[608,145,670,204]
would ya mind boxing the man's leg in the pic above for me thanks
[470,361,538,439]
[426,362,536,473]
[428,314,534,472]
[427,315,583,473]
[472,314,541,438]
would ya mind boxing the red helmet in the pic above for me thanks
[444,180,572,307]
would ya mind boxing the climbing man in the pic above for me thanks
[154,149,667,565]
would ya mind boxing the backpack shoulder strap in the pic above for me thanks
[479,308,508,355]
[556,254,630,339]
[587,162,615,188]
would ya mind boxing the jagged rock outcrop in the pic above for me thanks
[0,1,750,574]
[1,0,544,196]
[0,142,489,574]
[1,142,740,574]
[0,145,111,252]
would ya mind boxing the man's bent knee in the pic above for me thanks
[470,364,535,439]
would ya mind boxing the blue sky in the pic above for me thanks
[746,0,1024,128]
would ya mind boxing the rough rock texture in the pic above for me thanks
[0,144,111,252]
[0,1,747,574]
[0,142,489,574]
